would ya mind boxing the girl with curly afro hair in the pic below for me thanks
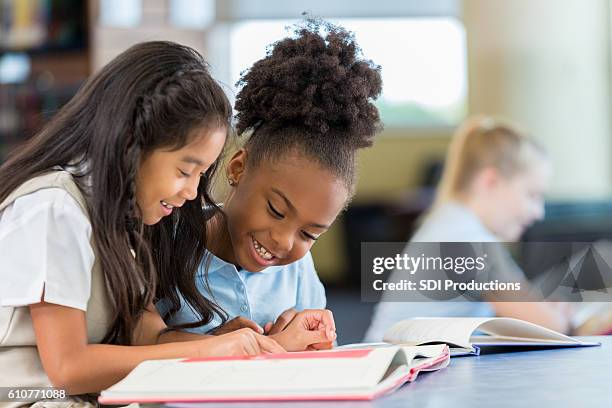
[161,19,383,351]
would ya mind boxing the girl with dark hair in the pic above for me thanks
[161,20,383,351]
[0,41,286,406]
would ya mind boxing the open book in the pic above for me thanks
[381,317,601,356]
[99,345,450,404]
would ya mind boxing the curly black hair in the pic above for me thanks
[235,18,383,196]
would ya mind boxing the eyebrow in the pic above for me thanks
[180,156,205,166]
[271,188,330,229]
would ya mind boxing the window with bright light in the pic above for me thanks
[230,18,468,128]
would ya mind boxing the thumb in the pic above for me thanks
[301,328,336,346]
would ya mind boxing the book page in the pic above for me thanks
[337,343,452,361]
[383,317,584,349]
[398,344,449,363]
[102,348,401,398]
[476,318,579,343]
[383,317,492,350]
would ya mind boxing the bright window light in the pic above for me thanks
[230,18,468,128]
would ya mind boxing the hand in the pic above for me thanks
[196,327,285,357]
[269,309,336,352]
[211,316,264,335]
[550,302,575,318]
[264,308,299,335]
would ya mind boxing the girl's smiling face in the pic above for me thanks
[136,126,226,225]
[221,149,348,272]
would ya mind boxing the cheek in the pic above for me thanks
[134,173,151,207]
[137,165,168,201]
[225,203,258,246]
[506,185,529,216]
[167,178,186,196]
[509,201,528,224]
[231,192,268,229]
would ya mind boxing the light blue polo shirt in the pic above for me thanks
[159,250,326,334]
[363,201,498,342]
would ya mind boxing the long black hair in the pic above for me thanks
[0,41,231,344]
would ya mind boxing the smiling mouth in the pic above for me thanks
[251,236,276,261]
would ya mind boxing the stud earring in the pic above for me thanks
[228,178,236,186]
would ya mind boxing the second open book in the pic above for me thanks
[373,317,600,356]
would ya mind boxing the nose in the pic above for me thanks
[269,227,294,257]
[179,177,199,201]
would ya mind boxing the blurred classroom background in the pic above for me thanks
[2,0,612,343]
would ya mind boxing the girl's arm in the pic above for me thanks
[30,301,284,395]
[157,329,212,343]
[133,302,332,349]
[132,302,212,345]
[133,303,266,343]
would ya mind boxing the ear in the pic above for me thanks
[478,166,502,190]
[227,148,248,185]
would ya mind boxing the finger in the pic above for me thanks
[321,309,336,332]
[241,330,261,355]
[273,308,298,333]
[268,308,298,335]
[300,328,333,346]
[256,333,286,354]
[322,309,337,340]
[302,309,336,340]
[263,322,273,334]
[236,317,264,334]
[309,341,334,350]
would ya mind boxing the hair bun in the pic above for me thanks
[235,18,383,149]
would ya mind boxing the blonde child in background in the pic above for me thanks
[365,116,573,342]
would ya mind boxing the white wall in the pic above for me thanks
[464,0,612,199]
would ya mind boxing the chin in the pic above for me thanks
[505,231,522,242]
[237,258,260,272]
[143,214,161,225]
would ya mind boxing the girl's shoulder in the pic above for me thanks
[0,186,96,312]
[1,187,89,227]
[413,202,498,243]
[279,252,321,284]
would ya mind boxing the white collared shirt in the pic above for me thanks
[0,188,94,310]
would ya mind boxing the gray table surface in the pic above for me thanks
[144,336,610,408]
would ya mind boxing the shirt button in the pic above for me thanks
[240,304,248,313]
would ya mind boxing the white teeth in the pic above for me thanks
[252,237,273,260]
[161,201,174,209]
